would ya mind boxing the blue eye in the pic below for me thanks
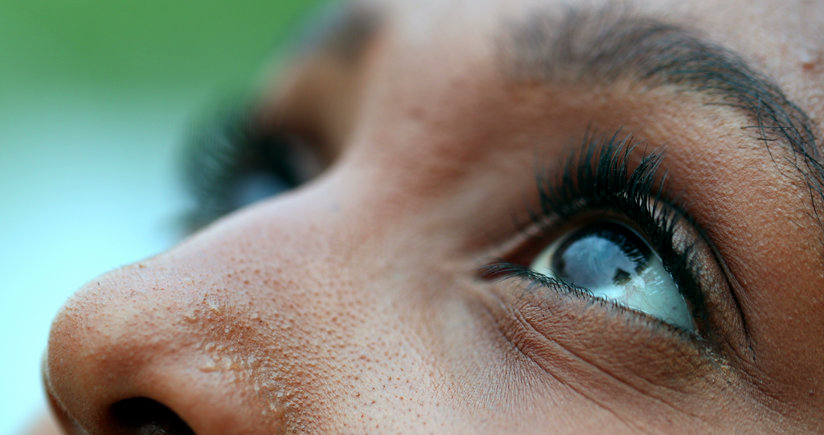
[530,220,695,332]
[482,133,715,340]
[549,221,650,288]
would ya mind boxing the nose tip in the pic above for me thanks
[44,287,195,434]
[44,273,271,434]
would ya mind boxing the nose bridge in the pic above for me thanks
[45,189,368,433]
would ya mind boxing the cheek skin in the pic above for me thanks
[476,280,777,432]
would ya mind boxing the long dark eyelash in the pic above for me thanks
[491,130,708,333]
[181,104,308,233]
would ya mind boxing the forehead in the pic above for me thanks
[309,0,822,191]
[355,0,823,113]
[280,0,824,277]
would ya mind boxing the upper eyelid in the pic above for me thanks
[479,130,747,347]
[500,5,823,243]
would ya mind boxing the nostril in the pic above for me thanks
[110,398,195,435]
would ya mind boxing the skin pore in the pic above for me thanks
[44,0,824,433]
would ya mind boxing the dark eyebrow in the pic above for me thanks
[500,6,824,234]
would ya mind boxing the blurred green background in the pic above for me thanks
[0,1,327,432]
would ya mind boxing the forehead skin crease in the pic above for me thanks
[44,0,824,433]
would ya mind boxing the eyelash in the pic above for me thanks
[483,130,710,337]
[181,104,317,232]
[186,115,713,337]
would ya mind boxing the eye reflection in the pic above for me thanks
[530,220,695,332]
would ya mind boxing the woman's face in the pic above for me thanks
[45,0,824,432]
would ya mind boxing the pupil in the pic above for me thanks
[551,221,652,289]
[613,269,632,285]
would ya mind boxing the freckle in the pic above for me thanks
[243,280,250,285]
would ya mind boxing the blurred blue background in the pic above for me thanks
[0,1,326,432]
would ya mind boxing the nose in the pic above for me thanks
[44,263,274,434]
[43,196,345,434]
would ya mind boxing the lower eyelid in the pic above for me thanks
[481,208,750,375]
[479,276,724,384]
[478,280,758,427]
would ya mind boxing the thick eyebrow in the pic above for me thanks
[500,6,824,233]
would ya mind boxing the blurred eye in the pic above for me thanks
[182,105,323,232]
[529,220,694,332]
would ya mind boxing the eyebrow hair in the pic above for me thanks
[500,6,824,234]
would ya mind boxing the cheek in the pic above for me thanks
[473,279,769,431]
